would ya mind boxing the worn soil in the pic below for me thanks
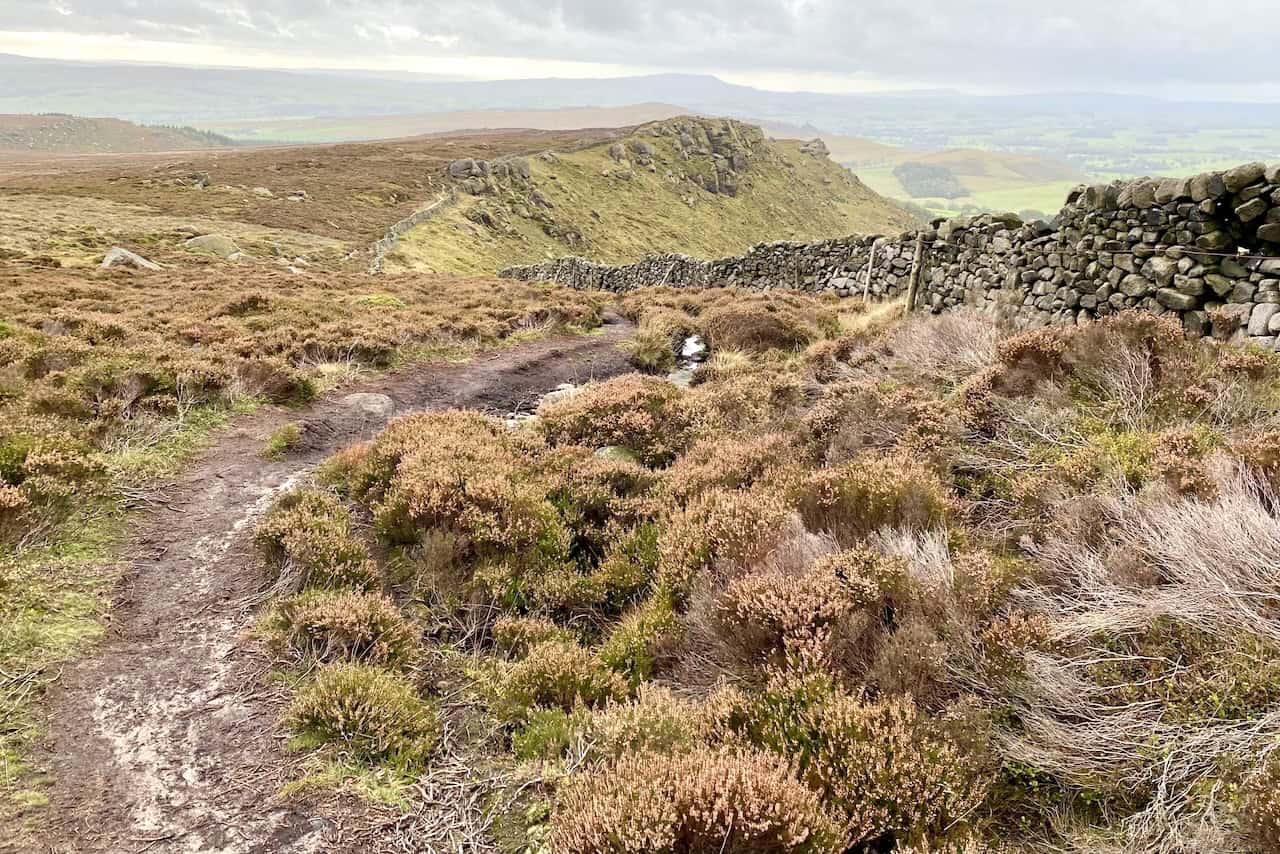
[30,319,633,854]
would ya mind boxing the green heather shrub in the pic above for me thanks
[288,662,440,766]
[551,746,843,854]
[512,685,702,763]
[547,448,660,558]
[793,453,950,544]
[255,488,377,591]
[491,639,628,721]
[539,374,692,466]
[266,590,416,667]
[597,596,681,687]
[0,428,104,546]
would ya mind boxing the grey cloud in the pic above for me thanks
[4,0,1279,91]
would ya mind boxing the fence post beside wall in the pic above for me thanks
[905,232,926,313]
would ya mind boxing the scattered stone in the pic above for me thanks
[184,234,242,259]
[101,247,162,271]
[595,446,641,465]
[339,393,396,420]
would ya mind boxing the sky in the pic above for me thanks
[0,1,1277,98]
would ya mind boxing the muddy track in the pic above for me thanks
[34,319,634,854]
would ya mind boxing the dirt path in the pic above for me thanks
[35,320,634,854]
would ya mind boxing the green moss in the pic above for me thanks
[262,422,303,460]
[355,294,407,310]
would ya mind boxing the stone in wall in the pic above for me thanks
[501,163,1280,347]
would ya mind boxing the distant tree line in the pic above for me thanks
[892,161,968,199]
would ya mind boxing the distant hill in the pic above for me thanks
[0,114,234,154]
[204,103,690,144]
[388,116,921,276]
[0,117,917,273]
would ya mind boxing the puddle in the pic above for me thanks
[666,334,707,388]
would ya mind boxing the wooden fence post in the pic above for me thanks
[905,232,926,313]
[861,239,879,302]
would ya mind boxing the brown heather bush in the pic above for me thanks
[656,487,792,600]
[715,562,855,667]
[266,590,416,667]
[539,374,692,466]
[254,488,378,591]
[711,672,993,849]
[287,662,440,766]
[803,381,956,463]
[662,433,796,505]
[701,303,832,353]
[1243,758,1280,853]
[683,367,805,434]
[492,614,575,658]
[491,639,628,721]
[793,453,950,544]
[551,746,843,854]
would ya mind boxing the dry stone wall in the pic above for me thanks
[501,162,1280,346]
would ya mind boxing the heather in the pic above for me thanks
[255,292,1280,854]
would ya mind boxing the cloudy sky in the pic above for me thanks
[1,0,1277,98]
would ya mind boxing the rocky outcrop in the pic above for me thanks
[502,163,1280,347]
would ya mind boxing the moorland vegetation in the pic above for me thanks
[252,286,1280,854]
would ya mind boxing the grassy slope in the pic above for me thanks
[391,127,919,276]
[815,133,1086,217]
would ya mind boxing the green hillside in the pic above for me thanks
[390,117,921,276]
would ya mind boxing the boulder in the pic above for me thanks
[1142,256,1177,286]
[252,186,273,198]
[1249,304,1280,336]
[1119,274,1152,297]
[608,143,627,162]
[1236,198,1268,222]
[595,446,641,465]
[1259,223,1280,244]
[448,158,476,179]
[1189,172,1227,202]
[1223,162,1268,193]
[101,247,162,271]
[184,234,241,259]
[339,393,396,420]
[1155,288,1197,310]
